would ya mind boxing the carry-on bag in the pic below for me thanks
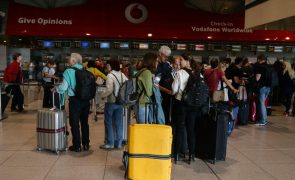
[237,101,249,125]
[123,124,172,180]
[36,93,67,154]
[196,102,230,164]
[122,106,131,145]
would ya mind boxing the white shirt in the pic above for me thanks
[171,69,190,101]
[101,70,128,102]
[42,66,55,82]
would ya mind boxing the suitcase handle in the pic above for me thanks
[51,90,62,110]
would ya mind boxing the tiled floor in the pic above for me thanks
[0,89,295,180]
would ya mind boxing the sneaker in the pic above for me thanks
[255,123,262,126]
[99,144,114,150]
[260,122,268,126]
[116,145,123,150]
[83,144,90,151]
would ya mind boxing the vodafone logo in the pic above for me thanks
[125,3,148,24]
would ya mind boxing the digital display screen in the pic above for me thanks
[195,45,205,51]
[120,42,129,49]
[250,45,257,52]
[274,46,283,52]
[139,43,149,49]
[81,41,91,48]
[268,46,274,52]
[177,44,187,50]
[285,46,292,53]
[151,43,159,50]
[43,41,54,48]
[232,45,241,52]
[100,42,110,49]
[257,45,266,52]
[61,41,71,47]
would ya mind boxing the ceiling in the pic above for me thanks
[253,16,295,32]
[185,0,245,14]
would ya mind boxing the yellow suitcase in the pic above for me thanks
[127,124,172,180]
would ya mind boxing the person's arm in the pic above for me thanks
[158,85,172,95]
[54,71,70,94]
[222,75,238,93]
[171,72,181,95]
[101,74,114,98]
[95,68,107,80]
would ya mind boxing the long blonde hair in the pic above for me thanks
[283,61,295,79]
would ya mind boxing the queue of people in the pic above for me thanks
[3,50,295,165]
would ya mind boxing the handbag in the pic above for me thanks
[212,80,228,103]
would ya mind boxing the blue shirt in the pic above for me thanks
[56,63,83,97]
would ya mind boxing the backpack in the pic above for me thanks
[265,65,279,87]
[112,70,145,105]
[71,67,96,101]
[181,71,209,107]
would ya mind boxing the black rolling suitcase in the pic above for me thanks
[196,102,230,164]
[238,102,249,125]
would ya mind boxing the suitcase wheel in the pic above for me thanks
[37,147,42,151]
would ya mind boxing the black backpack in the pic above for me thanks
[71,67,96,101]
[181,70,209,107]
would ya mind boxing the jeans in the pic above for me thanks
[135,104,146,124]
[69,97,90,147]
[104,103,123,147]
[258,86,271,124]
[232,106,239,121]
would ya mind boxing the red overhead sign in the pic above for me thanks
[5,0,295,42]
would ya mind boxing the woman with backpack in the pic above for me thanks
[99,58,128,150]
[135,53,158,124]
[171,56,204,164]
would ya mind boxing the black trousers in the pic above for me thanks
[5,85,24,110]
[161,93,172,125]
[174,100,200,156]
[69,96,91,147]
[283,87,294,112]
[42,82,54,108]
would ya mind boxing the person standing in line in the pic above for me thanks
[42,60,58,108]
[99,58,128,150]
[52,53,91,152]
[156,45,173,125]
[254,54,271,126]
[281,61,295,116]
[3,53,25,112]
[135,53,158,124]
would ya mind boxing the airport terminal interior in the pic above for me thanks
[1,0,295,179]
[0,93,295,180]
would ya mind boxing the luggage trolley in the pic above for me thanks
[93,85,106,121]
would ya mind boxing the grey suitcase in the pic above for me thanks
[122,106,130,145]
[37,93,67,154]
